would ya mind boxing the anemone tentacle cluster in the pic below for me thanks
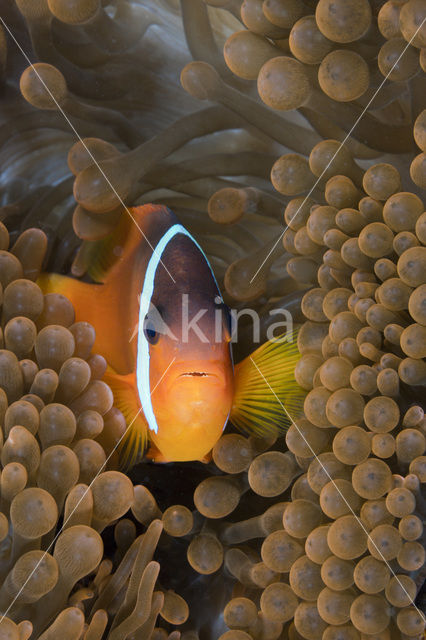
[0,0,424,638]
[0,225,191,638]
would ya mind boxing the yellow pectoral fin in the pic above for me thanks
[230,331,306,438]
[102,367,148,471]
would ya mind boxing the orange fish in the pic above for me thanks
[39,205,304,469]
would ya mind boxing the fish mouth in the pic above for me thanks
[178,371,215,378]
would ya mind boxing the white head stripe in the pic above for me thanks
[136,224,220,433]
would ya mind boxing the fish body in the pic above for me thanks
[39,205,304,469]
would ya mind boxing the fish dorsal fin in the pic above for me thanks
[230,331,306,437]
[85,204,171,284]
[102,367,148,471]
[39,205,176,377]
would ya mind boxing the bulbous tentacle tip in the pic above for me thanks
[20,63,67,111]
[180,61,222,101]
[47,0,100,25]
[72,161,131,214]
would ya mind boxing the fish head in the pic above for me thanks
[136,226,234,461]
[148,329,234,461]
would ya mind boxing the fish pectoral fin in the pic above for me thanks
[145,443,169,463]
[230,331,306,438]
[145,444,211,464]
[103,367,147,471]
[199,451,212,464]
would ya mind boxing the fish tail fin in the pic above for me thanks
[230,331,306,438]
[102,367,148,471]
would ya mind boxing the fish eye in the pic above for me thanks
[143,316,159,345]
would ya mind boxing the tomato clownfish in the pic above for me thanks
[39,205,304,469]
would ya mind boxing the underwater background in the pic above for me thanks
[0,0,425,638]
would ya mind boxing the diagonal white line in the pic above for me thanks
[2,4,425,629]
[250,16,426,284]
[0,357,176,623]
[249,354,426,622]
[0,16,176,284]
